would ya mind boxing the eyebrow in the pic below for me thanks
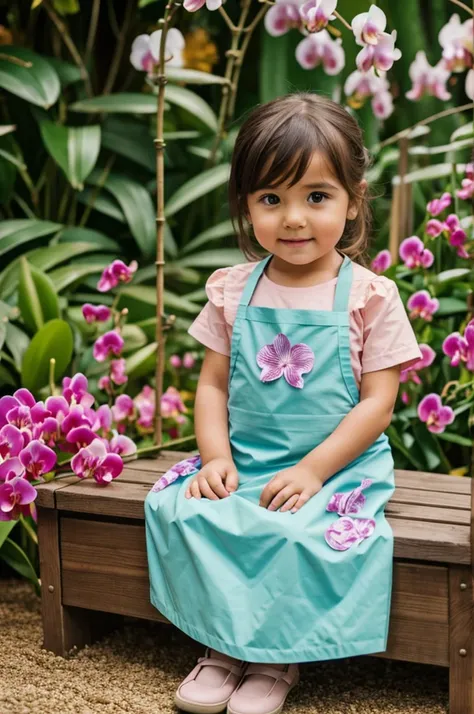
[301,182,338,190]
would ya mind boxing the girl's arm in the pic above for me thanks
[194,347,233,466]
[299,365,401,483]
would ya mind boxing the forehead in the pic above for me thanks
[258,150,340,190]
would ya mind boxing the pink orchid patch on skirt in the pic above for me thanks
[151,454,201,492]
[324,479,376,551]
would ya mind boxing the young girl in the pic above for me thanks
[145,92,422,714]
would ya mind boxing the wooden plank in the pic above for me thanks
[392,487,470,510]
[391,519,470,565]
[60,519,449,665]
[386,502,470,526]
[35,475,79,508]
[449,566,473,714]
[395,470,471,494]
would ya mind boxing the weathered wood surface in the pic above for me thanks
[35,452,472,565]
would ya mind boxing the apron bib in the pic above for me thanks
[145,253,395,663]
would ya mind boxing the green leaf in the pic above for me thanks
[182,220,236,255]
[163,84,218,132]
[393,163,467,185]
[166,67,228,85]
[48,262,109,292]
[0,321,6,352]
[18,258,60,333]
[385,424,424,470]
[436,297,468,316]
[45,56,82,87]
[165,164,230,217]
[435,268,471,284]
[87,171,155,256]
[5,323,30,371]
[0,47,60,108]
[118,285,201,317]
[39,119,101,190]
[121,324,148,353]
[21,318,73,392]
[0,219,62,258]
[0,538,40,593]
[175,248,245,268]
[450,122,473,142]
[102,117,156,172]
[0,147,25,170]
[125,342,157,380]
[412,423,442,471]
[0,521,17,548]
[76,188,126,223]
[0,363,17,387]
[57,227,119,251]
[436,432,473,447]
[70,93,158,114]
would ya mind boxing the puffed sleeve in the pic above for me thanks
[360,277,423,373]
[187,267,232,356]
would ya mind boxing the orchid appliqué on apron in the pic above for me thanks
[325,479,376,551]
[256,333,314,389]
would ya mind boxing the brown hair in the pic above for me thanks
[228,92,374,267]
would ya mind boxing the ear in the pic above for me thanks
[346,179,367,220]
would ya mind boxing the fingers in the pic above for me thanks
[267,485,296,512]
[279,493,300,513]
[185,469,232,500]
[224,469,239,493]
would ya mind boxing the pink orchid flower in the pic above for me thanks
[417,393,455,434]
[110,358,128,385]
[71,438,123,485]
[352,4,386,46]
[370,90,394,119]
[93,331,124,362]
[130,29,184,74]
[406,51,451,102]
[264,0,303,37]
[169,355,182,368]
[399,236,434,269]
[443,320,474,371]
[425,219,445,238]
[112,394,135,424]
[0,473,37,521]
[62,374,95,409]
[427,192,452,216]
[82,303,112,324]
[19,440,56,482]
[183,0,222,11]
[325,516,376,551]
[182,352,196,369]
[97,260,138,293]
[0,424,23,464]
[457,163,474,201]
[257,333,314,389]
[161,386,187,418]
[151,454,202,492]
[296,30,345,74]
[0,390,35,429]
[344,69,394,119]
[439,14,473,73]
[400,344,436,386]
[299,0,338,33]
[326,479,373,516]
[407,290,439,321]
[370,249,392,274]
[356,30,402,73]
[108,434,137,457]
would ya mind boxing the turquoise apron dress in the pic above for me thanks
[145,252,395,664]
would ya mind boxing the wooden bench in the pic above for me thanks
[35,450,473,713]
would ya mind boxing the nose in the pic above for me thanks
[283,204,307,230]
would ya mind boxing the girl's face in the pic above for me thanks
[246,151,364,268]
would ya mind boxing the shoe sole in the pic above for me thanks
[174,690,231,713]
[226,670,300,714]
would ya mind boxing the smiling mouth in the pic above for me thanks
[279,238,314,243]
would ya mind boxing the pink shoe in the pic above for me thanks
[174,647,248,714]
[226,663,300,714]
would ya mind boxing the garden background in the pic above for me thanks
[0,0,472,589]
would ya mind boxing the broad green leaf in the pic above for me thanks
[39,119,101,189]
[21,318,73,392]
[436,432,473,447]
[45,57,82,87]
[175,248,245,269]
[126,342,157,380]
[412,423,442,471]
[165,164,230,217]
[435,268,471,284]
[166,67,228,85]
[450,122,473,142]
[0,47,60,108]
[408,138,474,156]
[163,131,200,141]
[0,321,6,352]
[436,297,468,316]
[0,363,17,387]
[0,521,17,548]
[0,125,16,137]
[70,93,158,114]
[392,163,467,185]
[182,219,235,255]
[118,285,201,318]
[102,117,156,172]
[163,84,218,132]
[121,324,148,353]
[76,188,126,223]
[48,262,109,292]
[18,258,60,333]
[0,538,40,593]
[0,219,62,258]
[5,323,30,370]
[57,227,119,251]
[87,171,155,256]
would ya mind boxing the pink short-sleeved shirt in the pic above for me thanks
[188,260,423,389]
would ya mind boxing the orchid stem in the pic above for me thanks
[49,358,56,396]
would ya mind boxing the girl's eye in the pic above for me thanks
[258,192,328,206]
[259,194,279,206]
[308,192,327,204]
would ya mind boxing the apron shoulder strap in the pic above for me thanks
[239,256,272,308]
[332,255,353,312]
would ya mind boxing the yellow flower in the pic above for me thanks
[0,26,13,46]
[183,28,218,74]
[449,466,469,477]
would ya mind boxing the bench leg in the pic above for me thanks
[449,566,473,713]
[37,506,123,656]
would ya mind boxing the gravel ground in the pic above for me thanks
[1,577,448,714]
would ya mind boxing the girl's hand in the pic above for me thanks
[185,457,239,500]
[259,464,324,513]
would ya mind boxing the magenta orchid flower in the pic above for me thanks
[111,358,128,385]
[442,320,474,371]
[457,163,474,201]
[19,440,56,481]
[257,333,314,389]
[344,69,394,119]
[352,4,386,46]
[93,330,124,362]
[0,390,34,429]
[0,474,37,521]
[108,434,137,457]
[406,51,451,102]
[0,424,23,463]
[325,516,376,551]
[399,236,434,269]
[82,303,112,324]
[170,355,181,368]
[97,260,138,293]
[407,290,439,321]
[299,0,338,33]
[264,0,303,37]
[356,30,402,73]
[183,0,222,11]
[130,29,184,74]
[296,30,345,74]
[62,374,95,409]
[425,219,444,238]
[71,438,123,485]
[112,394,135,424]
[326,478,373,516]
[439,14,473,73]
[370,249,392,274]
[417,393,455,434]
[161,386,187,418]
[400,344,436,386]
[182,352,196,369]
[427,192,452,216]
